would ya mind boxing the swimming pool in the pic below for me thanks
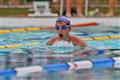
[0,25,120,80]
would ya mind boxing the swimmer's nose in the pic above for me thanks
[58,30,65,34]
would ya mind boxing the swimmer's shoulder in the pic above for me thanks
[70,36,87,46]
[47,36,59,45]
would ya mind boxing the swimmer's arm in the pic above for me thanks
[74,37,93,50]
[47,36,57,45]
[77,39,92,51]
[73,36,87,47]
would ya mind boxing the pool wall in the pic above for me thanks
[1,17,120,28]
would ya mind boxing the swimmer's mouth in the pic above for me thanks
[59,34,63,38]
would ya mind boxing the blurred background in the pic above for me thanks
[0,0,120,17]
[0,1,120,80]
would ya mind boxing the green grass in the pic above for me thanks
[0,0,27,4]
[0,8,29,16]
[115,7,120,16]
[100,7,120,16]
[88,7,120,16]
[0,7,120,16]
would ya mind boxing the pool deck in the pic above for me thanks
[1,17,120,28]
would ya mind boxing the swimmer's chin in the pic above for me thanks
[59,34,63,38]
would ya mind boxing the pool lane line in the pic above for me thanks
[0,27,41,34]
[0,22,98,34]
[0,46,6,49]
[25,27,41,31]
[82,35,120,40]
[0,42,39,49]
[0,57,119,76]
[76,34,119,40]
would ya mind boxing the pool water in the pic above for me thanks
[1,29,120,49]
[0,26,120,80]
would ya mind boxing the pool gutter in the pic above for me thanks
[1,17,120,28]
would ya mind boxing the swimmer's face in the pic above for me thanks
[55,21,71,37]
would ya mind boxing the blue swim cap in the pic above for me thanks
[56,16,71,26]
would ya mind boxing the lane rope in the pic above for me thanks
[0,22,97,34]
[0,57,119,76]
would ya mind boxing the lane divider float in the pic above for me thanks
[0,42,39,49]
[0,57,119,76]
[81,35,120,40]
[0,22,97,34]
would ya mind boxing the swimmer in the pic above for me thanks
[47,16,87,48]
[46,16,92,58]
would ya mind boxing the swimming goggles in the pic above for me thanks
[55,25,71,30]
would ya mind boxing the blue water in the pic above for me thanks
[0,26,120,80]
[1,30,120,49]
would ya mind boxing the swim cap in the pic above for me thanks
[56,16,71,26]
